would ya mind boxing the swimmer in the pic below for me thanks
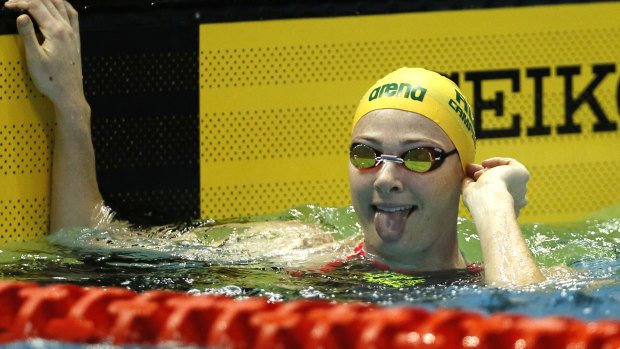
[349,68,544,286]
[8,0,545,286]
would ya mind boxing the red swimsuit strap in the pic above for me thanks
[334,242,483,274]
[295,241,483,275]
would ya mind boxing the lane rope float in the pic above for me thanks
[0,281,618,348]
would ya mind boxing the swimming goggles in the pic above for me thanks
[349,143,458,173]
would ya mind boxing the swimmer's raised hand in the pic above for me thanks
[462,157,529,218]
[5,0,102,232]
[4,0,84,106]
[461,158,544,286]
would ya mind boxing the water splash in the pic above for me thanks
[0,203,618,320]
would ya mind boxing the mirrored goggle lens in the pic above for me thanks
[350,145,377,169]
[403,148,434,172]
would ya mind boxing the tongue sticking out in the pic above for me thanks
[374,208,411,242]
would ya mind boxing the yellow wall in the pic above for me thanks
[200,2,620,223]
[0,35,55,243]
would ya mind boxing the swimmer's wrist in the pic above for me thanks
[466,182,515,219]
[53,93,90,113]
[53,96,91,122]
[53,97,92,142]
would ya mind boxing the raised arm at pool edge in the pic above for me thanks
[5,0,103,232]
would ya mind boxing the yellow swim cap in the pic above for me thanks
[352,67,476,172]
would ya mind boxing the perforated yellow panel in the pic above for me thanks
[199,3,620,223]
[201,106,352,218]
[0,35,54,243]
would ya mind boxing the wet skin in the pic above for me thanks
[348,109,467,271]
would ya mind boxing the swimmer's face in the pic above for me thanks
[348,109,463,259]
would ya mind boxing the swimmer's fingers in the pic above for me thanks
[65,1,79,40]
[479,157,529,185]
[465,163,484,179]
[6,0,72,37]
[5,0,54,30]
[39,0,64,22]
[16,14,41,60]
[481,157,520,169]
[486,157,530,215]
[50,0,69,21]
[64,1,81,64]
[9,0,83,103]
[470,157,530,216]
[480,158,529,185]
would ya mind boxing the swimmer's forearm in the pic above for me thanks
[469,186,545,287]
[5,0,98,231]
[50,98,103,232]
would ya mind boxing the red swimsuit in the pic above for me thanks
[310,242,483,275]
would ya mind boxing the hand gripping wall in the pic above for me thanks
[0,281,618,348]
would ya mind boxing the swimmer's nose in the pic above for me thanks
[374,161,404,194]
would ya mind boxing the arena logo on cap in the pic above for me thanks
[368,82,427,102]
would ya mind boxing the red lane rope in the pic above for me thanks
[0,281,618,348]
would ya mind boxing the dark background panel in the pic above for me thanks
[54,0,620,27]
[3,0,613,33]
[82,25,199,226]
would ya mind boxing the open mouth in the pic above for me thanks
[372,205,418,216]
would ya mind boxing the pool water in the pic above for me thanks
[0,203,618,322]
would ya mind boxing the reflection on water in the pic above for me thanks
[0,204,618,321]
